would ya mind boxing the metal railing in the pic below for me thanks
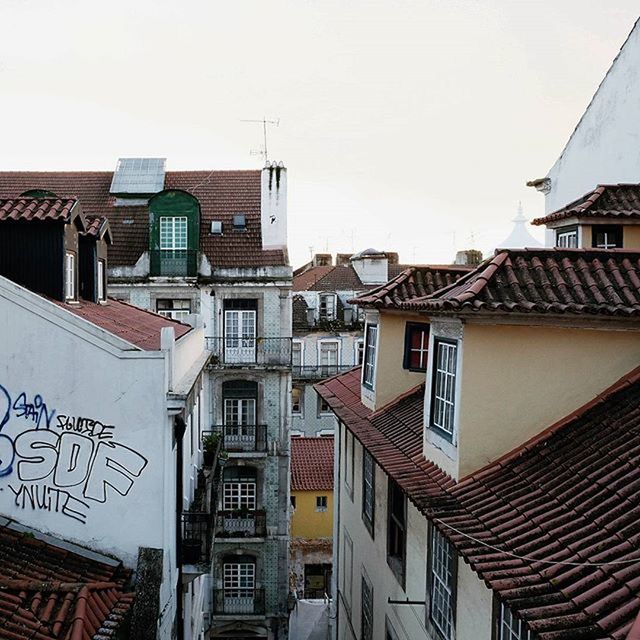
[216,509,267,538]
[150,249,198,277]
[292,364,356,380]
[181,511,211,565]
[205,425,267,453]
[213,588,265,615]
[206,337,291,366]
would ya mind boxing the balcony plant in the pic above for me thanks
[202,432,220,466]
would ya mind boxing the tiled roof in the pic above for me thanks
[403,248,640,317]
[291,437,334,491]
[314,369,455,509]
[353,265,472,308]
[293,265,370,292]
[315,365,640,640]
[436,367,640,640]
[0,197,78,223]
[0,519,133,640]
[532,184,640,226]
[83,215,111,241]
[0,171,287,268]
[292,294,310,331]
[52,298,192,350]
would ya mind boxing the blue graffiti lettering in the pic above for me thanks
[12,392,55,429]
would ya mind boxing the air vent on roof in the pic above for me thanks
[110,158,166,195]
[233,214,246,231]
[211,220,223,235]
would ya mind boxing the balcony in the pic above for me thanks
[293,364,355,380]
[205,425,267,453]
[213,588,265,615]
[216,509,267,538]
[150,249,198,277]
[181,511,212,565]
[206,337,291,367]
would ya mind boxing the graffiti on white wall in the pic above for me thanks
[0,383,148,524]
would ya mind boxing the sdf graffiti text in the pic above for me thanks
[0,383,148,524]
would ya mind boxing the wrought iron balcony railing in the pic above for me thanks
[149,249,198,277]
[292,364,356,380]
[181,511,211,565]
[216,509,267,538]
[206,337,291,367]
[204,425,267,453]
[213,588,265,615]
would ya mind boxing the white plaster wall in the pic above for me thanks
[544,21,640,213]
[173,326,206,387]
[455,560,493,640]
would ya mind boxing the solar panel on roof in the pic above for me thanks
[109,158,166,195]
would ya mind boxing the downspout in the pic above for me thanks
[175,415,187,640]
[331,419,342,640]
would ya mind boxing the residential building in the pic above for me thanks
[0,160,293,640]
[0,197,210,639]
[289,437,334,599]
[316,248,640,640]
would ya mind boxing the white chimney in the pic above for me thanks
[261,162,287,251]
[350,248,389,285]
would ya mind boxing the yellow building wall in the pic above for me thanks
[371,312,426,409]
[291,490,333,539]
[456,323,640,478]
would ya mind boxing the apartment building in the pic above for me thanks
[0,160,293,640]
[316,248,640,640]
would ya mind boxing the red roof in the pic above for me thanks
[0,521,133,640]
[293,265,372,292]
[0,197,78,223]
[315,365,640,640]
[83,215,111,242]
[532,184,640,226]
[353,265,472,308]
[291,437,334,491]
[52,297,192,350]
[403,248,640,317]
[0,171,287,268]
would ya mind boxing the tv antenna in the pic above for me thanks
[241,117,280,163]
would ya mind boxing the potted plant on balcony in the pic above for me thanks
[202,433,220,467]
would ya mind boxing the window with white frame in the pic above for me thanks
[319,293,337,321]
[315,495,328,511]
[362,449,375,536]
[65,252,75,300]
[292,341,303,373]
[430,339,458,439]
[404,323,430,372]
[97,259,106,301]
[429,527,456,640]
[362,324,378,389]
[292,386,303,415]
[498,603,532,640]
[343,530,353,613]
[224,561,255,593]
[222,467,257,511]
[556,226,578,248]
[319,341,339,376]
[159,216,188,250]
[317,394,332,416]
[361,573,374,640]
[156,299,191,321]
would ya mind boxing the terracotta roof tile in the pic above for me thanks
[0,171,286,268]
[293,265,373,292]
[532,184,640,226]
[403,248,640,317]
[0,521,133,640]
[0,197,78,223]
[51,297,192,351]
[291,437,334,491]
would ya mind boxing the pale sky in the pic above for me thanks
[0,1,638,267]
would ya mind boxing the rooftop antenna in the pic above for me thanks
[241,117,280,163]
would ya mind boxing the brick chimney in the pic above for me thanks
[261,162,287,251]
[454,249,483,266]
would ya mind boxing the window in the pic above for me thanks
[429,527,456,639]
[362,450,375,536]
[159,216,188,250]
[290,495,297,509]
[223,561,255,598]
[222,467,257,511]
[222,380,258,451]
[156,299,191,321]
[386,479,406,585]
[318,395,332,416]
[64,252,75,300]
[592,225,623,249]
[343,530,353,613]
[224,303,257,364]
[362,324,378,389]
[344,430,354,498]
[361,573,373,640]
[556,226,578,248]
[356,340,364,365]
[404,323,430,371]
[498,603,532,640]
[316,495,328,511]
[292,386,303,415]
[430,339,458,440]
[319,341,339,376]
[97,259,106,301]
[292,341,303,373]
[319,293,336,321]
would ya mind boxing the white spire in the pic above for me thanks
[497,202,542,249]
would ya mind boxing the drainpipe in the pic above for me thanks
[175,415,187,640]
[330,419,342,640]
